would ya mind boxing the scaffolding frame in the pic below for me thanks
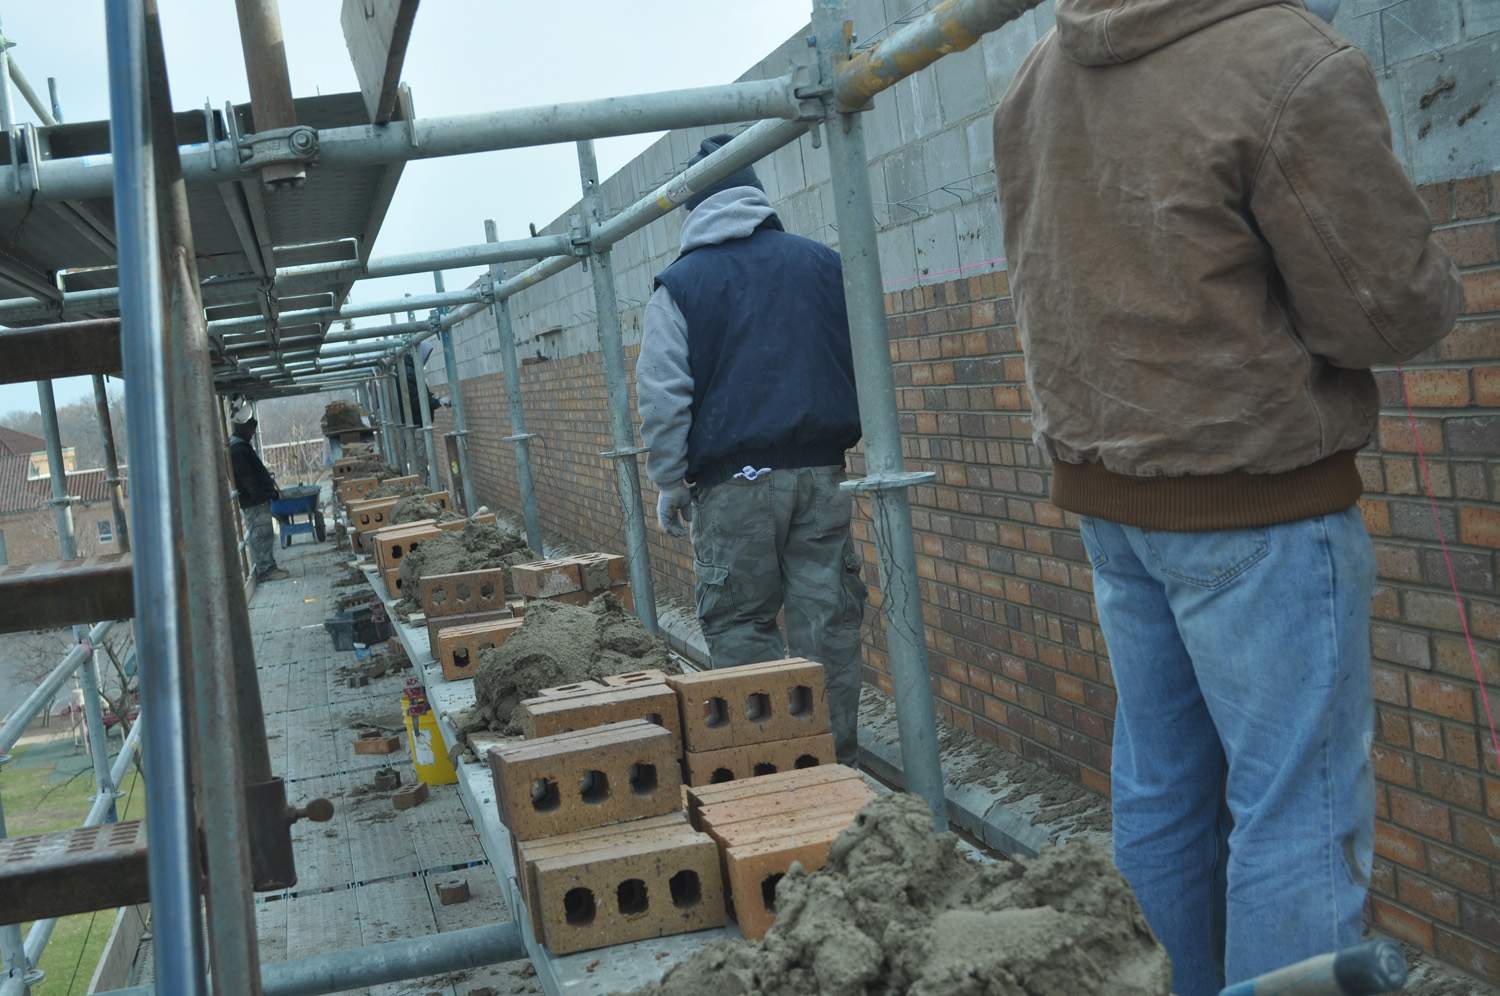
[0,0,1045,992]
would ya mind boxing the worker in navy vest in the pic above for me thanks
[635,134,868,766]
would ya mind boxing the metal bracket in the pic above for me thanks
[503,432,537,443]
[567,214,593,261]
[237,124,319,171]
[790,62,828,120]
[839,470,936,493]
[599,446,648,460]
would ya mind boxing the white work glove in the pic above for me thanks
[656,483,692,538]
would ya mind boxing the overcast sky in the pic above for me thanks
[0,0,812,417]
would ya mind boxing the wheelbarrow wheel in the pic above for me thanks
[314,512,327,543]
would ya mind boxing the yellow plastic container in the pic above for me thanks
[405,702,457,786]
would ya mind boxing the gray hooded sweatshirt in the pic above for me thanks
[634,186,778,488]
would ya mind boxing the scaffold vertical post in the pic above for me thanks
[483,219,544,555]
[409,307,441,492]
[576,139,658,633]
[433,270,477,514]
[93,376,131,553]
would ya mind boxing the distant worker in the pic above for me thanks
[636,134,867,765]
[229,407,290,583]
[994,2,1462,994]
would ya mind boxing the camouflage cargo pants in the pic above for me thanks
[690,466,868,764]
[243,501,278,579]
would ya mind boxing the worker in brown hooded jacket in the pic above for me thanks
[994,2,1463,993]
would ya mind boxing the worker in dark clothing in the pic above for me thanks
[229,409,289,582]
[635,134,867,765]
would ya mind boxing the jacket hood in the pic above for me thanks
[1056,0,1294,65]
[679,186,780,253]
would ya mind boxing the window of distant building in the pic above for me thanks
[97,518,113,544]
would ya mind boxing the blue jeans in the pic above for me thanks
[1080,507,1376,996]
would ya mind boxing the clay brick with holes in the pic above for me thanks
[347,497,400,534]
[527,824,725,954]
[518,683,682,755]
[382,474,421,489]
[534,679,607,697]
[383,567,404,599]
[683,732,836,786]
[723,824,850,940]
[602,669,670,688]
[433,617,524,681]
[426,609,513,651]
[684,764,864,823]
[667,659,830,752]
[420,568,509,619]
[488,720,682,840]
[574,553,628,591]
[516,812,690,936]
[512,560,585,598]
[335,477,379,503]
[546,582,634,612]
[694,779,875,835]
[373,524,441,573]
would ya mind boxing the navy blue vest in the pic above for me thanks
[655,220,861,489]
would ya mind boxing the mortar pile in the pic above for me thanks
[470,595,674,734]
[364,480,427,500]
[633,793,1170,996]
[395,519,534,614]
[389,494,463,526]
[321,400,367,434]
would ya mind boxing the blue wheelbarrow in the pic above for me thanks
[1220,939,1408,995]
[271,484,327,548]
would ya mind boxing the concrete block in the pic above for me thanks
[433,616,524,682]
[920,125,971,202]
[667,658,831,751]
[528,826,725,954]
[724,824,846,939]
[518,683,683,756]
[900,70,943,144]
[1378,0,1463,66]
[426,608,513,651]
[877,225,918,290]
[488,720,682,840]
[864,88,904,159]
[420,568,508,620]
[982,11,1040,105]
[955,195,1005,275]
[1398,37,1500,185]
[1463,0,1500,36]
[914,209,961,286]
[934,42,990,126]
[882,142,929,219]
[511,559,584,598]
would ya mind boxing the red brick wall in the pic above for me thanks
[435,169,1500,980]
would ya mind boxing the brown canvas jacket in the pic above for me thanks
[994,0,1463,531]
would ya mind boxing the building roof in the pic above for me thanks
[0,426,46,457]
[0,455,126,516]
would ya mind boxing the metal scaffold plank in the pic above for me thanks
[0,319,123,384]
[0,822,150,926]
[339,0,420,125]
[0,556,133,633]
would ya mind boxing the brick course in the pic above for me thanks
[433,169,1500,980]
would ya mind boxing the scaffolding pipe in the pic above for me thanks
[0,74,808,209]
[483,220,543,554]
[208,287,485,334]
[410,308,440,492]
[102,921,525,996]
[93,375,131,553]
[814,0,951,829]
[433,271,477,512]
[106,0,210,989]
[577,140,657,633]
[397,116,811,353]
[393,342,418,477]
[0,791,24,992]
[0,621,117,756]
[8,60,56,127]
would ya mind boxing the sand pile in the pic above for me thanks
[389,494,463,526]
[470,595,674,733]
[365,481,426,500]
[395,520,534,614]
[633,793,1169,996]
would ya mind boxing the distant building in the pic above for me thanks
[0,427,127,565]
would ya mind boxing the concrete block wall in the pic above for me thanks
[423,1,1500,980]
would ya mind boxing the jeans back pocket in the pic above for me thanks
[1139,526,1270,591]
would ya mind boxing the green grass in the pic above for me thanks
[1,731,146,995]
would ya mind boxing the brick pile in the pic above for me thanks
[685,766,874,939]
[511,553,632,610]
[666,659,836,786]
[489,720,725,954]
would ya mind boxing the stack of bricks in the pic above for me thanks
[420,566,522,680]
[517,670,683,755]
[666,659,836,786]
[489,719,725,954]
[511,553,631,610]
[370,521,441,599]
[686,765,874,939]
